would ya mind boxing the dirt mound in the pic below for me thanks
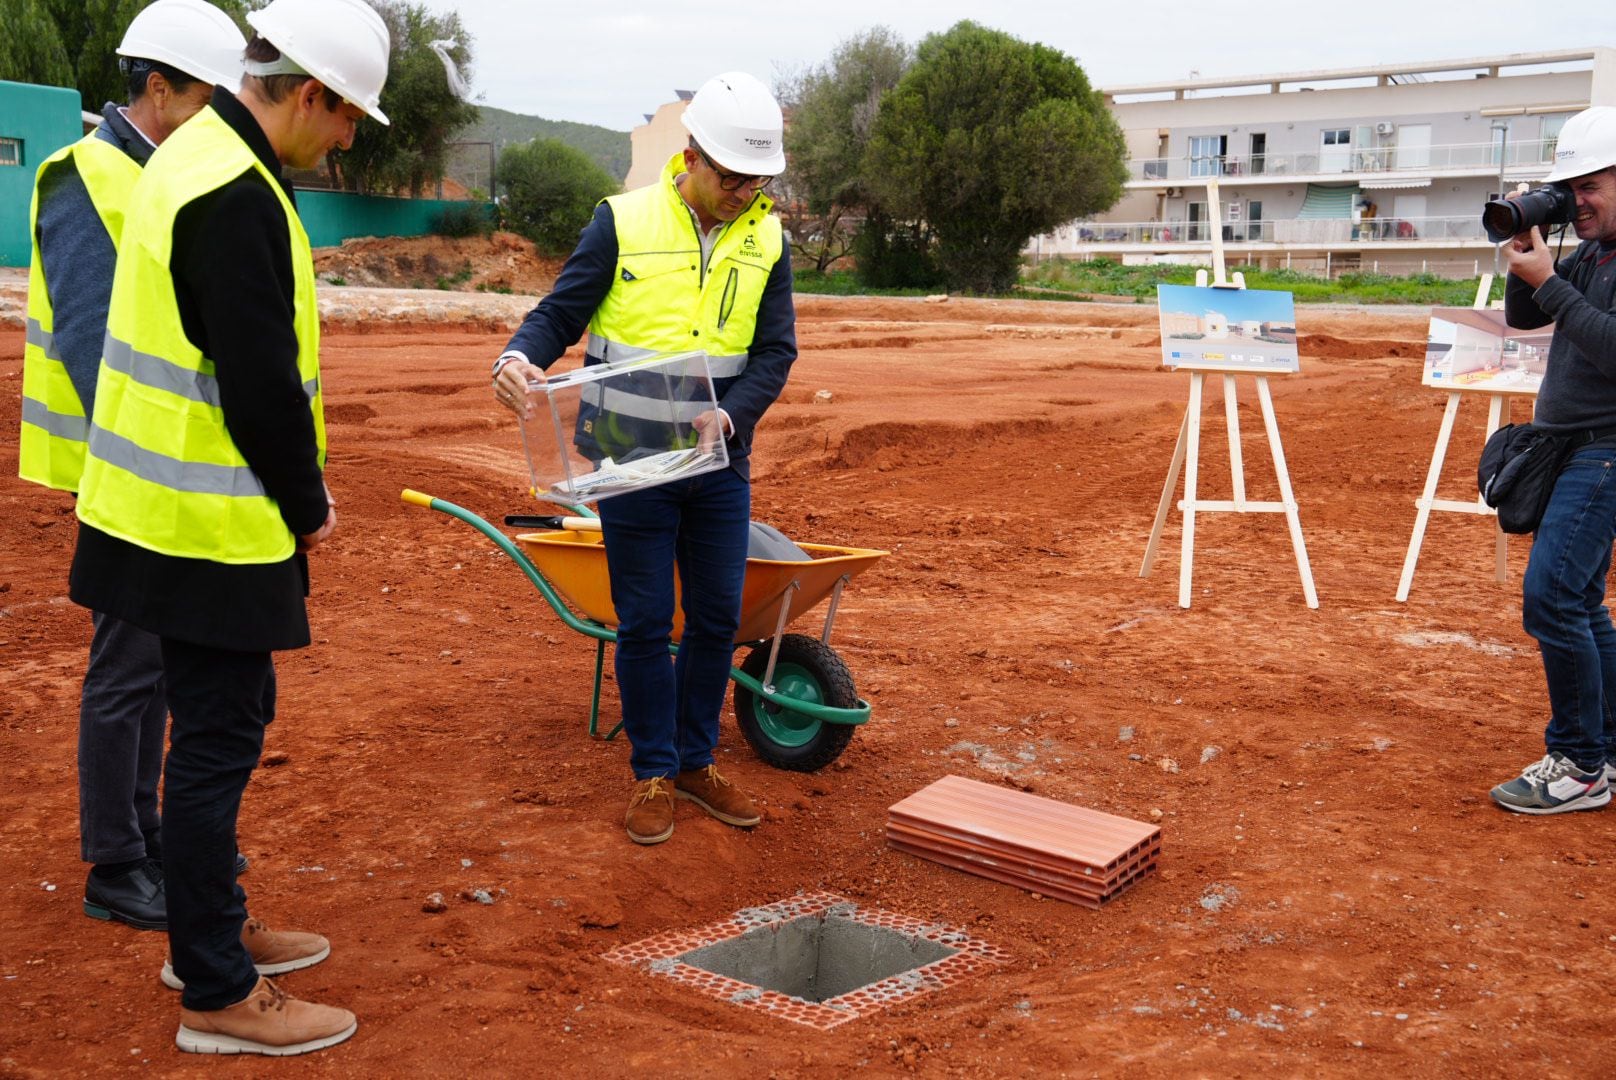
[1300,333,1421,360]
[313,231,566,295]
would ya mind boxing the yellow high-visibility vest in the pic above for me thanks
[588,151,782,374]
[76,106,324,564]
[577,153,782,458]
[19,135,141,491]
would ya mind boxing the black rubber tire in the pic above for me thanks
[733,633,857,772]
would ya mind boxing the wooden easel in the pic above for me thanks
[1394,275,1529,601]
[1140,181,1319,609]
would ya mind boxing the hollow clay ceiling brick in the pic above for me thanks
[886,774,1160,907]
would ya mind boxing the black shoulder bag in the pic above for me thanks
[1477,423,1575,534]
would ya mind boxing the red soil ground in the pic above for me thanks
[2,294,1612,1077]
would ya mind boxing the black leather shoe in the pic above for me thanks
[83,860,166,930]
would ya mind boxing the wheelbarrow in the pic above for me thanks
[401,490,888,771]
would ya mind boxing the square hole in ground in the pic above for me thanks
[602,892,1009,1029]
[679,911,957,1002]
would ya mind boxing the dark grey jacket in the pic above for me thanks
[35,103,153,418]
[1505,238,1616,434]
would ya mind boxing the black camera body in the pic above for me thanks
[1483,182,1576,243]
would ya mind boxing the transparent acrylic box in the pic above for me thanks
[519,349,728,506]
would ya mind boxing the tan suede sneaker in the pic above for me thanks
[176,976,355,1056]
[675,765,761,828]
[625,776,675,845]
[161,917,331,990]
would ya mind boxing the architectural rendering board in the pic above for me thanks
[1158,284,1299,373]
[1423,307,1550,395]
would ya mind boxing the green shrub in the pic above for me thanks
[498,138,620,255]
[430,203,493,238]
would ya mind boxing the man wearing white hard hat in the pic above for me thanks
[1491,105,1616,815]
[68,0,389,1056]
[19,0,245,936]
[492,72,796,845]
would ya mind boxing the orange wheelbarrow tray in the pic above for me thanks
[402,490,888,772]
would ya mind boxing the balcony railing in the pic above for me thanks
[1130,138,1555,184]
[1041,215,1490,246]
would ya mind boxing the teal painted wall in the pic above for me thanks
[0,79,491,265]
[295,192,494,248]
[0,81,86,267]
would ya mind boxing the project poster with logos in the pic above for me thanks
[1157,284,1300,373]
[1423,307,1550,395]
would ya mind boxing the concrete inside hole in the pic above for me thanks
[678,914,958,1003]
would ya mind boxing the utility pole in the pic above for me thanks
[1491,121,1509,275]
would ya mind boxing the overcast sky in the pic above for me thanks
[420,0,1615,130]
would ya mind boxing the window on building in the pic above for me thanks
[1249,133,1266,174]
[1248,200,1264,241]
[1189,135,1226,178]
[0,138,21,167]
[1541,113,1572,163]
[1187,200,1208,241]
[1320,128,1352,173]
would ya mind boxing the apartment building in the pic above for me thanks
[1037,49,1616,277]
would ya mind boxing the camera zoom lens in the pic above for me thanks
[1482,201,1522,243]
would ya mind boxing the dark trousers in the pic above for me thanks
[598,468,750,779]
[160,638,274,1011]
[1523,446,1616,769]
[78,611,167,864]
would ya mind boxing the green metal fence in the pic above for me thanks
[295,191,493,248]
[2,77,493,266]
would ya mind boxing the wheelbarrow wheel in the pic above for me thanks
[734,633,856,772]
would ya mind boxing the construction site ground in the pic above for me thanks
[2,288,1611,1077]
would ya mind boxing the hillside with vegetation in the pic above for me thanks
[465,106,630,182]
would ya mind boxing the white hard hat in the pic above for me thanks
[246,0,391,126]
[117,0,247,95]
[1543,106,1616,183]
[680,71,785,176]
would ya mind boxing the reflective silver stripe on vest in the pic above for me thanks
[25,317,62,361]
[103,337,318,405]
[585,333,747,378]
[20,395,89,442]
[103,335,222,408]
[87,423,268,498]
[579,383,714,423]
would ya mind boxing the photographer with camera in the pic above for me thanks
[1487,105,1616,814]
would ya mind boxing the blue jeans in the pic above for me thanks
[1522,446,1616,770]
[598,468,750,779]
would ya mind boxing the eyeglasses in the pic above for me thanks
[694,145,773,192]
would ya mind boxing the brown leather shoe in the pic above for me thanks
[176,976,356,1056]
[675,765,761,828]
[625,777,675,845]
[161,917,331,990]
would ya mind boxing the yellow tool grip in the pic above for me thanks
[400,489,435,508]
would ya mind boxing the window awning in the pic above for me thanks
[1297,184,1359,219]
[1359,177,1433,190]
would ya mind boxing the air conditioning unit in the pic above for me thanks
[1375,121,1396,135]
[1164,186,1183,197]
